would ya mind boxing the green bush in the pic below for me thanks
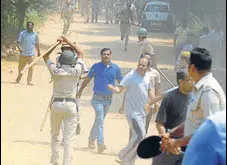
[23,8,48,31]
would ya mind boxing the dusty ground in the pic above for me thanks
[1,12,226,165]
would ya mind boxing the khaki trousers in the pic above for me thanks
[50,101,77,165]
[16,55,35,83]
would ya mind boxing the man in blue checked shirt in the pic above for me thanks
[76,48,122,153]
[16,21,41,85]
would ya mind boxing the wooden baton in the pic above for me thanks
[156,67,175,87]
[20,41,60,74]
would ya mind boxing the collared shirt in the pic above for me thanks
[88,61,123,96]
[120,70,152,117]
[46,59,82,98]
[17,30,38,56]
[184,73,226,136]
[182,111,226,165]
[139,39,155,56]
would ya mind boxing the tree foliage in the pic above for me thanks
[1,0,56,46]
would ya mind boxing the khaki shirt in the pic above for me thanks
[148,68,161,109]
[149,68,161,88]
[139,39,155,56]
[47,59,83,98]
[184,73,226,136]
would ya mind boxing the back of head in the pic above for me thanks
[58,50,77,65]
[190,47,212,72]
[176,68,188,85]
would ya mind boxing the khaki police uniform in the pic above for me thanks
[46,59,83,165]
[80,0,90,23]
[145,68,161,132]
[62,3,74,35]
[139,39,157,67]
[184,73,226,137]
[105,0,114,24]
[118,5,132,49]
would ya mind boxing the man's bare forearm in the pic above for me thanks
[155,83,161,96]
[78,77,91,94]
[148,95,163,106]
[170,122,185,137]
[112,86,124,94]
[35,44,41,55]
[175,135,192,148]
[17,42,23,51]
[156,122,166,135]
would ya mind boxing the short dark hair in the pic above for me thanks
[27,21,34,26]
[140,53,153,66]
[139,57,151,69]
[189,47,212,73]
[140,53,152,59]
[100,48,112,55]
[176,68,188,85]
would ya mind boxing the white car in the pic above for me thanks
[140,1,176,32]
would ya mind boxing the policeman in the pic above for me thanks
[80,0,90,23]
[118,2,132,51]
[105,0,114,24]
[91,0,100,23]
[50,41,87,83]
[137,27,157,67]
[61,0,74,35]
[43,36,84,165]
[113,0,124,24]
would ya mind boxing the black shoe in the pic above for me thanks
[97,144,107,153]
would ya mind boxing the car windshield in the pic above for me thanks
[145,5,168,12]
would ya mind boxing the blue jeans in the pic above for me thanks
[89,94,112,145]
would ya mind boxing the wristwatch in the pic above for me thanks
[167,129,172,134]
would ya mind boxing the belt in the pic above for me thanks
[53,98,76,103]
[94,94,112,99]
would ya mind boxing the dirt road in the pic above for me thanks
[1,12,226,165]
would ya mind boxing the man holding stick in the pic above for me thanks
[42,36,84,165]
[16,21,41,85]
[137,28,175,88]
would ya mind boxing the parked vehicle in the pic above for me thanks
[140,0,176,33]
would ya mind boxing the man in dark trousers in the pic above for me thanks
[117,1,133,51]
